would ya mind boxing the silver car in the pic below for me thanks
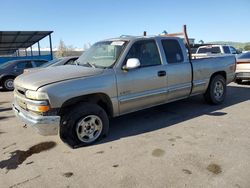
[24,56,79,73]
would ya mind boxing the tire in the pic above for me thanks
[204,75,226,105]
[59,103,109,147]
[2,77,14,91]
[235,79,242,84]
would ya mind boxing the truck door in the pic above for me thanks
[116,39,167,115]
[161,39,192,101]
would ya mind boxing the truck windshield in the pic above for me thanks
[76,41,127,68]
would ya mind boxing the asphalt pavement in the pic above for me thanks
[0,82,250,188]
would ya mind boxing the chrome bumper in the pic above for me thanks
[236,72,250,80]
[12,102,60,136]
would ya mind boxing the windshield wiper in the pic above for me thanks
[85,62,96,68]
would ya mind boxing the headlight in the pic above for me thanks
[26,103,50,112]
[25,90,48,100]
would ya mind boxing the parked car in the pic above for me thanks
[235,52,250,84]
[0,59,48,90]
[13,34,236,147]
[24,56,79,73]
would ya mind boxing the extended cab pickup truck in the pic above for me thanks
[13,29,236,147]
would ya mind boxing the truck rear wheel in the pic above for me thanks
[60,103,109,147]
[204,75,226,105]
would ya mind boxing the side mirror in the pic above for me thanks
[123,58,140,70]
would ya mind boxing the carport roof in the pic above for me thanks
[0,31,53,55]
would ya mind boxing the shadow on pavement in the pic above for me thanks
[95,85,250,146]
[0,107,12,113]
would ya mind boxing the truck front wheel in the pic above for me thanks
[204,75,226,105]
[60,103,109,147]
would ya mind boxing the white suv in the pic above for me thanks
[196,45,238,55]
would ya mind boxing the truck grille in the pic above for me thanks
[14,86,27,110]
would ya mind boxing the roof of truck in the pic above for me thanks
[104,35,180,41]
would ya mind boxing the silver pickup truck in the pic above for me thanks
[13,34,236,147]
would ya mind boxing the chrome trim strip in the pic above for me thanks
[167,83,192,92]
[193,80,207,86]
[119,89,166,104]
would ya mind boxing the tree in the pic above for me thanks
[56,39,67,57]
[244,45,250,51]
[199,40,204,44]
[56,40,83,57]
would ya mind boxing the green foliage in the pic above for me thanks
[209,41,250,50]
[244,45,250,51]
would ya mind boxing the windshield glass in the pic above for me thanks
[40,58,62,67]
[76,40,127,68]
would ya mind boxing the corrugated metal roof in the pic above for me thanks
[0,31,53,55]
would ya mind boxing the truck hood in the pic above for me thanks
[14,65,104,91]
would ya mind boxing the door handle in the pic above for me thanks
[158,71,166,77]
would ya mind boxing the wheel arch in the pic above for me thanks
[210,71,226,82]
[0,75,16,84]
[59,93,114,118]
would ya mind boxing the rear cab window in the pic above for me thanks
[161,39,184,64]
[197,46,221,54]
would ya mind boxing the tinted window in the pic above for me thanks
[197,47,221,54]
[125,40,161,67]
[16,61,32,69]
[223,46,231,54]
[33,60,47,67]
[238,52,250,59]
[161,39,184,63]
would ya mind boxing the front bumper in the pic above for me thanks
[13,102,60,136]
[235,72,250,80]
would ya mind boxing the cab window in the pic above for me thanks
[125,40,161,67]
[161,39,184,63]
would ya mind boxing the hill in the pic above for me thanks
[208,41,250,50]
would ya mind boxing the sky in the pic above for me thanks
[0,0,249,49]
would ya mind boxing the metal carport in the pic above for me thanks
[0,31,53,60]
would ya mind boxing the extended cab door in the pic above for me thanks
[116,39,167,115]
[161,39,192,101]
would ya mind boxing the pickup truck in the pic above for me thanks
[12,30,236,147]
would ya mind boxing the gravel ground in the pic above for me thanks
[0,82,250,188]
